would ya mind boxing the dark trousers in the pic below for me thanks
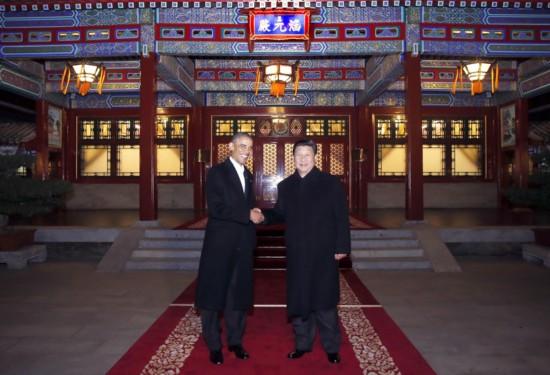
[291,307,341,353]
[200,263,246,351]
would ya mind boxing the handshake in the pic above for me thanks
[249,208,265,224]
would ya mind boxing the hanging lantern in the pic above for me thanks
[452,60,499,96]
[254,60,300,98]
[60,61,106,96]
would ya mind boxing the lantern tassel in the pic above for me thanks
[254,66,261,95]
[60,66,71,95]
[293,66,300,96]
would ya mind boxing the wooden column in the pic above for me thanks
[515,98,529,189]
[139,53,158,221]
[404,53,423,221]
[34,100,49,180]
[353,105,369,211]
[190,105,206,211]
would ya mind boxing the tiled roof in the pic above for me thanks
[0,122,36,144]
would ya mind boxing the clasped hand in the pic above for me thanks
[250,208,264,224]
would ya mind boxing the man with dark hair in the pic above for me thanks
[195,132,264,365]
[263,138,351,364]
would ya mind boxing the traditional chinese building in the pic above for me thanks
[1,0,549,221]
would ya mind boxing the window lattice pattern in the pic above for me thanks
[237,119,255,135]
[329,143,345,175]
[315,144,323,171]
[327,119,347,136]
[284,143,295,177]
[263,143,277,177]
[81,145,111,176]
[215,119,234,136]
[157,145,184,176]
[217,143,231,164]
[306,119,324,136]
[378,145,406,176]
[452,145,482,176]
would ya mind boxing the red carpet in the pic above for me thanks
[108,270,435,374]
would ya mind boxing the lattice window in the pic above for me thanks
[451,119,464,139]
[237,119,255,135]
[81,145,110,176]
[156,117,185,140]
[284,143,295,177]
[215,119,235,136]
[116,145,140,176]
[327,119,346,136]
[217,143,230,164]
[157,145,184,177]
[452,145,482,176]
[306,119,324,136]
[468,120,481,139]
[329,143,345,175]
[315,144,323,171]
[377,145,406,176]
[263,143,278,177]
[423,145,446,176]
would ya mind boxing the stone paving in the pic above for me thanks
[0,255,549,375]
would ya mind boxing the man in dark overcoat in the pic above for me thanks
[264,139,351,364]
[195,132,264,365]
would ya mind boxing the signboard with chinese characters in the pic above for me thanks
[248,9,311,52]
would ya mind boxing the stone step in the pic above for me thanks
[352,248,424,258]
[139,239,203,249]
[352,257,432,270]
[125,259,199,270]
[352,239,420,249]
[131,249,201,259]
[255,247,286,256]
[144,229,205,239]
[257,237,285,246]
[522,243,550,268]
[350,229,415,240]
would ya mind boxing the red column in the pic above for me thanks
[190,105,206,211]
[34,100,49,180]
[139,53,158,221]
[515,98,529,189]
[404,53,423,221]
[354,105,369,211]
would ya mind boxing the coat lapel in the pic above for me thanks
[224,158,247,198]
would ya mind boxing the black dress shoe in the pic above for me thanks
[327,352,340,364]
[228,345,250,360]
[287,349,309,359]
[209,350,223,365]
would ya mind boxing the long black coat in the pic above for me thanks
[270,167,351,318]
[195,159,256,312]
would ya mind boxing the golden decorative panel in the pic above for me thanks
[237,119,255,135]
[329,143,345,175]
[263,143,278,177]
[328,119,347,136]
[306,119,324,136]
[315,144,323,171]
[284,143,295,177]
[215,119,234,136]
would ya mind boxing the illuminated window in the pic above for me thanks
[423,145,445,176]
[157,145,184,176]
[117,145,140,176]
[378,145,406,176]
[376,116,484,178]
[81,145,110,176]
[306,119,324,136]
[453,145,482,176]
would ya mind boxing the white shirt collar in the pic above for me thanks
[229,156,245,174]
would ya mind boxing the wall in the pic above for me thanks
[65,183,194,209]
[368,182,498,208]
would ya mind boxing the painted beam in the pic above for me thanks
[157,55,203,107]
[356,54,404,106]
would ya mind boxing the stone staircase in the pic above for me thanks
[123,228,432,271]
[351,229,432,270]
[125,229,204,270]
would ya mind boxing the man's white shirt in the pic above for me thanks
[229,156,246,193]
